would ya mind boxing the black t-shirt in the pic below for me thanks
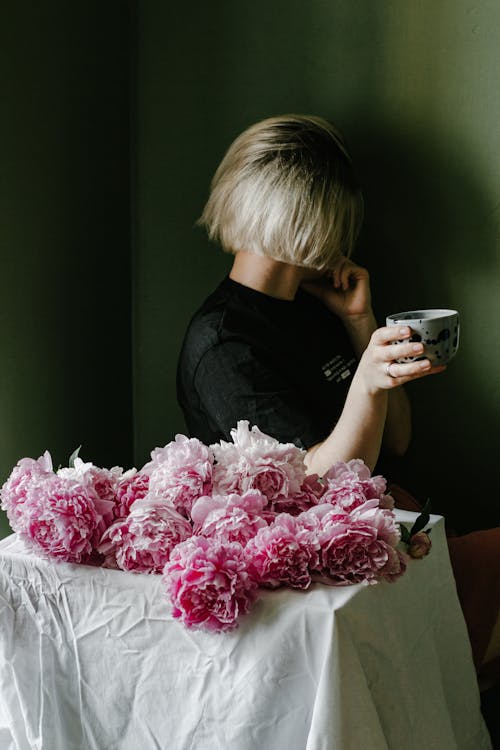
[176,276,357,449]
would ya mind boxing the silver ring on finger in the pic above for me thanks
[385,361,397,378]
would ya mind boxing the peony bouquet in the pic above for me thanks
[1,421,415,632]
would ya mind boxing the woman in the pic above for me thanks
[177,114,499,684]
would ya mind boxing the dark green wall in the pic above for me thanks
[133,1,500,531]
[0,3,133,537]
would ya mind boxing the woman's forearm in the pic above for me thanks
[383,385,411,455]
[305,375,388,475]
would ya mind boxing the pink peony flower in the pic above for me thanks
[18,475,101,563]
[0,451,53,532]
[114,470,150,519]
[260,509,279,525]
[299,503,349,529]
[58,458,121,535]
[322,459,393,512]
[315,516,392,585]
[191,490,268,546]
[245,513,320,589]
[143,435,214,518]
[279,498,405,587]
[163,536,256,631]
[211,421,306,504]
[350,501,401,547]
[270,473,326,515]
[97,496,192,574]
[408,531,432,559]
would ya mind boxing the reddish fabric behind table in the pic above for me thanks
[447,531,500,676]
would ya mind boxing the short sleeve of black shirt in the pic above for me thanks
[177,276,357,449]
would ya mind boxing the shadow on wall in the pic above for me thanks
[347,119,499,531]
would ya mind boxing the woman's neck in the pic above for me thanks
[229,251,306,301]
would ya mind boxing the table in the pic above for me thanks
[0,511,492,750]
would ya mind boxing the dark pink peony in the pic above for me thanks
[114,470,150,519]
[191,490,268,546]
[143,435,214,518]
[211,421,306,505]
[245,513,320,589]
[97,496,192,574]
[163,536,256,631]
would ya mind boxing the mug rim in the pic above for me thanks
[386,309,459,322]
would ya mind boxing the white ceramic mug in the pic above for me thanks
[386,309,460,365]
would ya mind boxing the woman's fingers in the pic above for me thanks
[386,359,431,379]
[372,325,429,359]
[359,324,447,394]
[371,325,412,345]
[332,257,369,291]
[386,361,447,384]
[383,340,425,362]
[332,258,347,288]
[365,325,448,388]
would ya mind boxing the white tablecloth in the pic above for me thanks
[0,511,491,750]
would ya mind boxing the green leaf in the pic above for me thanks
[68,445,82,469]
[410,512,430,537]
[408,498,432,537]
[421,498,432,515]
[399,523,411,544]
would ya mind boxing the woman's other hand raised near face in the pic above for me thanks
[301,256,372,321]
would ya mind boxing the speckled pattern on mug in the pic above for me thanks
[386,309,460,365]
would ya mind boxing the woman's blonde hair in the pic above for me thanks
[198,115,364,269]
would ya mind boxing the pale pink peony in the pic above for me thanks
[300,500,403,585]
[114,470,150,519]
[97,495,192,574]
[191,490,268,546]
[322,459,393,512]
[299,503,349,529]
[245,513,320,589]
[211,421,306,504]
[163,536,256,631]
[143,435,214,518]
[58,458,121,537]
[350,500,401,547]
[270,473,326,515]
[0,452,54,532]
[408,531,432,559]
[18,475,101,563]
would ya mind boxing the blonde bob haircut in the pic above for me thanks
[198,114,364,270]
